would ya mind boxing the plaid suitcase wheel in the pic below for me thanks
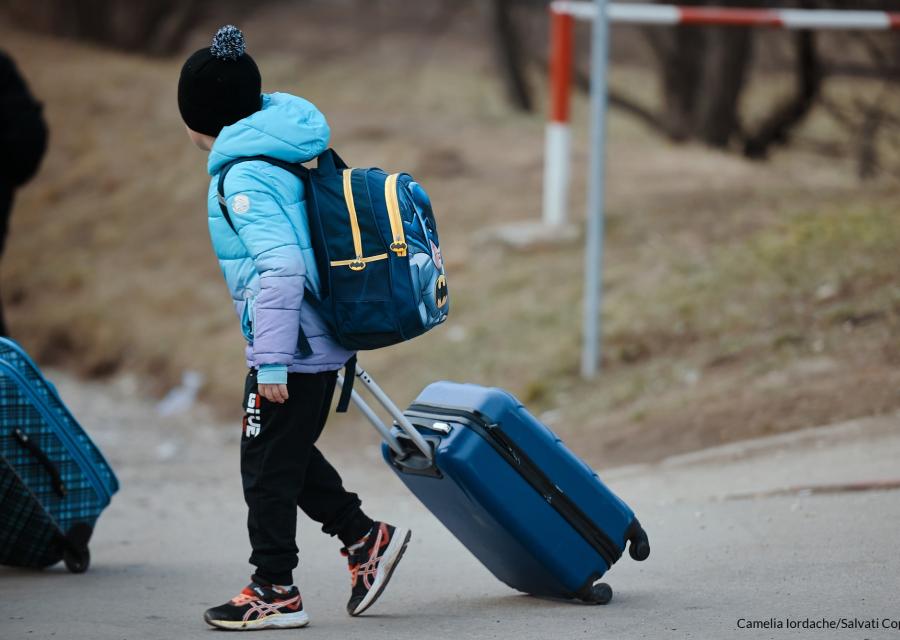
[0,338,118,572]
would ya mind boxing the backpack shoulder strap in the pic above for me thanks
[216,155,311,233]
[335,354,357,413]
[314,148,348,177]
[217,156,261,233]
[215,155,315,357]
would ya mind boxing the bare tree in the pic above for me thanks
[743,30,822,158]
[488,0,535,112]
[0,0,204,57]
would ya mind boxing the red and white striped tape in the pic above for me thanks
[551,1,900,30]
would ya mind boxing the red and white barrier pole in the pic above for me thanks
[551,1,900,30]
[543,2,900,377]
[542,7,575,227]
[542,1,900,229]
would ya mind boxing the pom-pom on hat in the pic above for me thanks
[178,25,261,137]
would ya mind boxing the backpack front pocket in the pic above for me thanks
[329,258,400,348]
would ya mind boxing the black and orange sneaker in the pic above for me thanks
[341,522,411,616]
[203,581,308,630]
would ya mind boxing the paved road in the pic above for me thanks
[2,374,898,640]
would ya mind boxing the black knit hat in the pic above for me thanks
[178,25,261,137]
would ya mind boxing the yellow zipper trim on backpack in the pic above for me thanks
[384,174,408,257]
[330,253,389,268]
[342,169,366,270]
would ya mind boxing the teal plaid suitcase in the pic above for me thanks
[0,338,118,572]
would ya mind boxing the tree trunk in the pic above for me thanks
[1,0,204,57]
[696,27,754,148]
[743,30,822,158]
[654,25,708,141]
[647,0,756,146]
[488,0,533,112]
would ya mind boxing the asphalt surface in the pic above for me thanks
[2,373,898,640]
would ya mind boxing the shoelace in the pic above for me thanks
[341,525,390,588]
[343,551,367,586]
[231,592,257,606]
[230,584,294,606]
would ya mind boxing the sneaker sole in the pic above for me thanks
[349,527,411,616]
[204,610,310,631]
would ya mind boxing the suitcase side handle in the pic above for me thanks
[337,365,433,461]
[12,428,67,498]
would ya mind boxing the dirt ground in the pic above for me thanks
[2,3,898,467]
[3,372,899,639]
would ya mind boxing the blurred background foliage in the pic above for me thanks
[6,0,900,176]
[1,0,897,465]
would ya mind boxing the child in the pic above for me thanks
[178,25,411,630]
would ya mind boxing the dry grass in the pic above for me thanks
[2,5,898,466]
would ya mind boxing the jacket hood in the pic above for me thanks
[208,92,330,175]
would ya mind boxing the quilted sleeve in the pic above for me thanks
[222,178,304,367]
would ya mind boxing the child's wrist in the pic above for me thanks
[257,364,287,385]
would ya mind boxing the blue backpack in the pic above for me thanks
[217,149,449,406]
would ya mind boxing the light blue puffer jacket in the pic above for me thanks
[206,92,354,383]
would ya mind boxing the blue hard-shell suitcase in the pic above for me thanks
[0,338,119,572]
[377,380,649,604]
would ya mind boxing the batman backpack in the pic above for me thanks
[217,149,449,408]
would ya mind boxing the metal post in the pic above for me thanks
[580,0,610,378]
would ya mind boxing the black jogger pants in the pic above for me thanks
[240,369,374,585]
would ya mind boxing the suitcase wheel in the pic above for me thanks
[63,544,90,573]
[62,523,93,574]
[585,582,613,605]
[628,528,650,562]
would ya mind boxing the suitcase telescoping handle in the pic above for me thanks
[336,366,433,461]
